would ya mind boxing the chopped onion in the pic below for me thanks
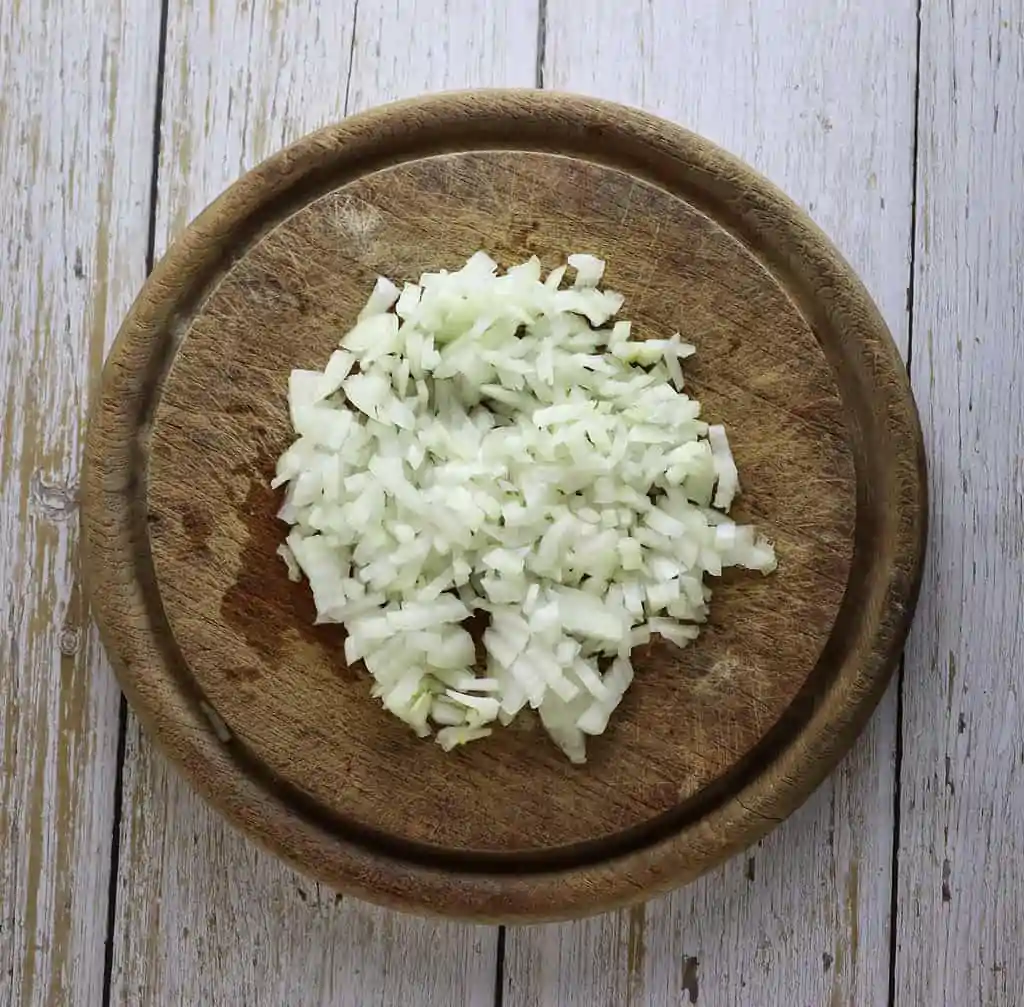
[274,252,776,762]
[708,424,740,510]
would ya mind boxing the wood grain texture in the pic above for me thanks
[346,0,538,114]
[897,4,1024,1004]
[108,2,536,1003]
[148,150,857,856]
[85,90,922,919]
[0,2,159,1004]
[506,0,918,999]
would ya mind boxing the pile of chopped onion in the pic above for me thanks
[273,252,775,763]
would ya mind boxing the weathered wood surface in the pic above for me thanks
[896,3,1024,1004]
[504,2,918,1004]
[0,3,159,1005]
[3,0,1020,1003]
[108,2,536,1005]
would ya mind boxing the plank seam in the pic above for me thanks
[493,924,507,1007]
[100,1,171,1002]
[535,0,547,89]
[343,0,360,115]
[888,2,924,1005]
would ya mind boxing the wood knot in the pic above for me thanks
[29,472,79,521]
[58,625,81,656]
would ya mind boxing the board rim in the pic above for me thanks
[81,89,927,922]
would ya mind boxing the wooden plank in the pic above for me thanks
[896,4,1024,1003]
[0,1,159,1004]
[109,2,536,1004]
[346,0,539,112]
[504,2,917,1004]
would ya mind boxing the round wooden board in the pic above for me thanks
[82,91,926,922]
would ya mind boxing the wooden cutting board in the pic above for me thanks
[81,91,926,922]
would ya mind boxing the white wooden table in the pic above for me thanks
[1,1,1021,1004]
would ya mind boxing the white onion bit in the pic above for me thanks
[274,253,776,762]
